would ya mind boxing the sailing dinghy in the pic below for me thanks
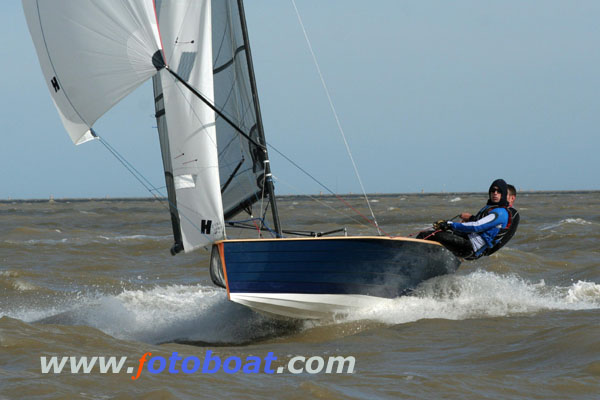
[23,0,460,320]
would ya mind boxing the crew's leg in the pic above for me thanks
[421,231,473,258]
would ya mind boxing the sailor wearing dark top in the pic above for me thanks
[483,184,519,256]
[418,179,511,259]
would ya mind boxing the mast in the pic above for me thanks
[236,0,282,237]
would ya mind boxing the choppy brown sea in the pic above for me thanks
[1,192,599,399]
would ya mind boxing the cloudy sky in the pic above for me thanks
[2,0,599,199]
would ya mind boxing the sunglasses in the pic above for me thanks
[489,188,501,194]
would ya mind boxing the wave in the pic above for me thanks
[6,272,599,345]
[0,279,38,292]
[343,271,600,325]
[11,284,299,345]
[5,238,69,246]
[97,234,172,242]
[4,234,172,246]
[566,281,600,303]
[10,280,38,291]
[0,270,39,292]
[540,218,594,231]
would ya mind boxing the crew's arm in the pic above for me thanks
[450,210,507,233]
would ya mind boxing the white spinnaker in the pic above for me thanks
[156,0,225,251]
[22,0,162,144]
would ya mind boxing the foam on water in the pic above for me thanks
[8,284,299,345]
[99,234,172,242]
[566,280,600,303]
[5,234,171,246]
[343,270,600,325]
[0,270,38,292]
[4,271,599,345]
[10,280,38,291]
[540,218,593,231]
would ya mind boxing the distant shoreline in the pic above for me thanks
[2,190,598,203]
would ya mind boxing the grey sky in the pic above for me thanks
[2,0,599,199]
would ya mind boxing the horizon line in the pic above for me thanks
[2,189,599,203]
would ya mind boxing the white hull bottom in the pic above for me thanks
[229,293,386,320]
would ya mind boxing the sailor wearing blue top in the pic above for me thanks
[417,179,511,259]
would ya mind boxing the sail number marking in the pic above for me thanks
[50,76,60,92]
[201,220,212,235]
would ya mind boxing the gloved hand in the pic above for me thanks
[433,220,452,231]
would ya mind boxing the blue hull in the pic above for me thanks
[211,237,461,299]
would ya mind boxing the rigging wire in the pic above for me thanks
[99,131,282,241]
[96,135,219,244]
[268,143,391,236]
[258,159,269,237]
[290,0,382,235]
[226,217,278,237]
[96,23,391,241]
[166,40,386,237]
[98,136,163,198]
[270,174,371,229]
[99,127,388,239]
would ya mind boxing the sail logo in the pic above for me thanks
[50,77,60,92]
[201,220,212,235]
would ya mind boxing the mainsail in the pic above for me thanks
[211,0,271,220]
[22,0,163,144]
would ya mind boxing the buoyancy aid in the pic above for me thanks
[460,205,511,260]
[483,207,519,256]
[479,205,513,241]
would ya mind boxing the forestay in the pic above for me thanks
[22,0,162,145]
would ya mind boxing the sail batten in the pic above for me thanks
[213,45,246,74]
